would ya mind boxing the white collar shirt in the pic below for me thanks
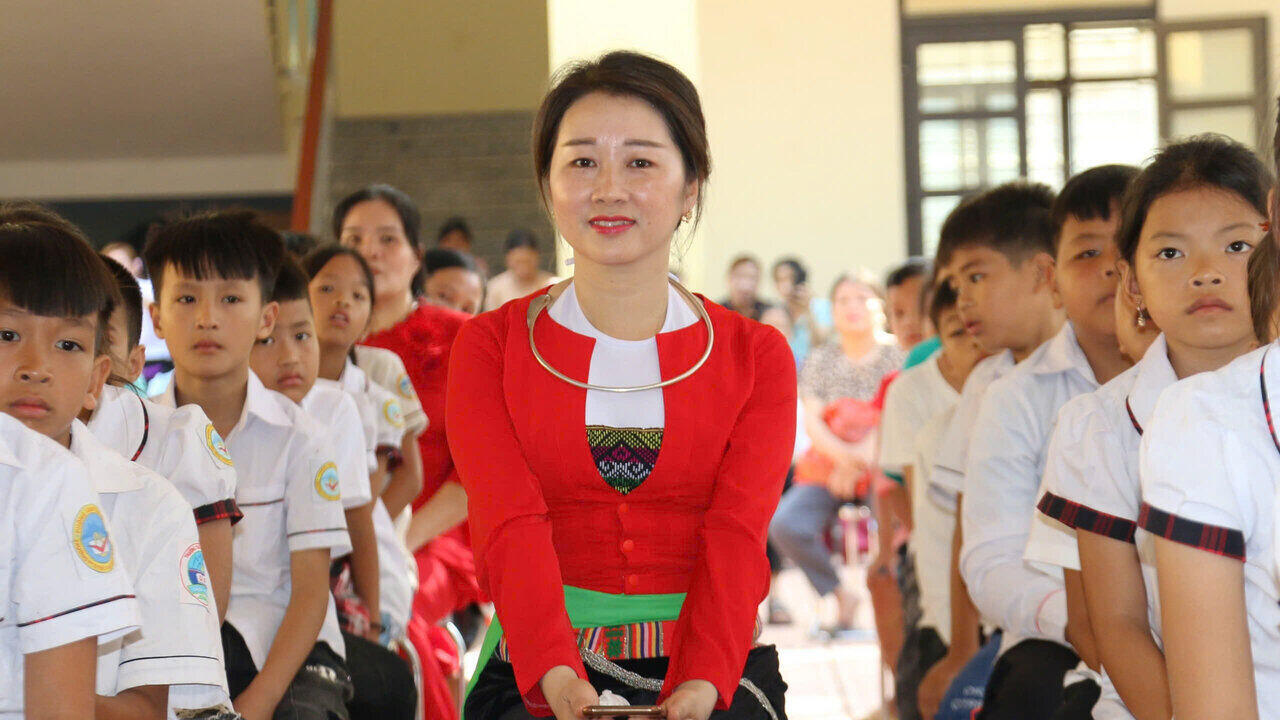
[353,346,428,437]
[960,322,1098,652]
[912,406,960,644]
[338,361,381,473]
[68,422,229,711]
[0,414,139,718]
[879,355,959,477]
[90,384,240,524]
[931,350,1014,497]
[301,380,373,510]
[1138,342,1280,718]
[155,372,351,667]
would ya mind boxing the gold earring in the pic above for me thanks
[1136,307,1148,328]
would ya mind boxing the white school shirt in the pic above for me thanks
[931,350,1014,497]
[0,414,140,719]
[90,384,240,524]
[337,361,380,473]
[155,372,352,668]
[373,502,417,632]
[961,322,1098,653]
[353,345,428,436]
[1028,336,1178,720]
[879,355,959,477]
[1139,343,1280,718]
[301,380,374,510]
[68,422,229,710]
[912,406,960,643]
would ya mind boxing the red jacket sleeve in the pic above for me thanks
[446,316,585,714]
[661,326,797,708]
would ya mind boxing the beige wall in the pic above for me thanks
[697,0,906,300]
[333,0,549,117]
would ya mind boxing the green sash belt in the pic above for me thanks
[464,586,687,712]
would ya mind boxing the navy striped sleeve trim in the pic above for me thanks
[1037,491,1136,543]
[193,498,243,526]
[1138,502,1246,561]
[119,653,220,666]
[18,594,136,628]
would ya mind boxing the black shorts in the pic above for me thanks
[222,622,353,720]
[465,645,788,720]
[976,639,1079,720]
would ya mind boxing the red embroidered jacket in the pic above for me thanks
[446,291,796,713]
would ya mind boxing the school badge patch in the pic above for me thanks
[314,461,341,501]
[73,504,114,573]
[180,543,210,606]
[205,424,234,467]
[396,374,413,399]
[383,399,405,428]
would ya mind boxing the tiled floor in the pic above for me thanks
[760,564,888,720]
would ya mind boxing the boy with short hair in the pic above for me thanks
[0,206,224,718]
[880,280,987,720]
[958,166,1137,718]
[90,254,241,625]
[145,211,354,720]
[918,182,1064,716]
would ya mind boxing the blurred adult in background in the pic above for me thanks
[483,228,558,311]
[422,247,485,315]
[721,254,771,321]
[101,240,145,277]
[436,216,473,253]
[772,257,832,366]
[884,258,930,353]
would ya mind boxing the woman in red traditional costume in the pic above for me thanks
[336,184,482,719]
[448,52,795,720]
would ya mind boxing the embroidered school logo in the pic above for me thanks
[314,461,341,501]
[396,374,413,399]
[73,504,114,573]
[205,424,234,467]
[383,400,404,428]
[180,543,210,606]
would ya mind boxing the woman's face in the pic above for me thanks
[546,92,698,271]
[831,279,882,339]
[505,246,542,281]
[339,199,421,300]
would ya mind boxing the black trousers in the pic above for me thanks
[976,639,1079,720]
[342,630,418,720]
[222,623,352,720]
[466,646,788,720]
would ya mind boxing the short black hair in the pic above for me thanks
[271,258,311,305]
[282,231,319,259]
[144,210,285,303]
[928,278,959,331]
[1050,164,1139,252]
[437,216,472,243]
[935,181,1056,269]
[0,202,118,354]
[100,254,143,349]
[1117,134,1273,265]
[771,257,808,285]
[301,245,376,309]
[423,247,479,276]
[503,228,541,254]
[886,257,931,290]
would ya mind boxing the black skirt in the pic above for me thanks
[465,645,788,720]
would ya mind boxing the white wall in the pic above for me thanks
[697,0,906,300]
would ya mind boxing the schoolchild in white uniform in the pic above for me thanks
[303,246,428,647]
[880,281,986,720]
[0,412,139,720]
[960,166,1136,718]
[251,259,417,720]
[0,208,219,718]
[1035,138,1271,719]
[916,183,1064,712]
[1138,139,1280,719]
[90,256,241,624]
[304,245,426,522]
[143,212,354,720]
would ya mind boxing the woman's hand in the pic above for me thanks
[540,665,600,720]
[661,680,718,720]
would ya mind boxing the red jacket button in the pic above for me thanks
[621,539,635,553]
[627,574,639,587]
[618,503,629,515]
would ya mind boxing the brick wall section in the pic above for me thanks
[325,111,556,276]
